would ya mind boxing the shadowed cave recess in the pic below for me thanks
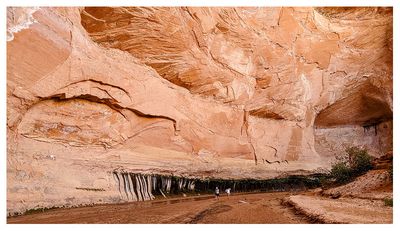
[111,172,323,203]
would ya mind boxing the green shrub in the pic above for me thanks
[330,147,373,184]
[346,147,373,175]
[330,162,352,183]
[384,198,393,207]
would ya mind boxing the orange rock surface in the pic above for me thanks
[7,7,392,215]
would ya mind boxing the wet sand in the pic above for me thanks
[7,192,309,224]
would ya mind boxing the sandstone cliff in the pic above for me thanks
[7,7,392,215]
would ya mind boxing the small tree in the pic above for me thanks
[346,147,373,175]
[330,162,352,183]
[330,146,373,184]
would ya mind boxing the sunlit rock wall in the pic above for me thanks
[7,7,392,215]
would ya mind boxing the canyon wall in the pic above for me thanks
[7,7,392,215]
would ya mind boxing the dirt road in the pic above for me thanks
[7,192,309,224]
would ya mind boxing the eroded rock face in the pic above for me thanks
[7,7,392,214]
